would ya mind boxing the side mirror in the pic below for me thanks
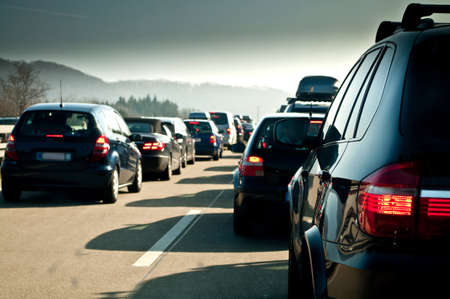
[130,133,142,142]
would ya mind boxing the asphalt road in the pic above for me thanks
[0,151,288,299]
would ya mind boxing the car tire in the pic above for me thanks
[288,237,314,299]
[161,157,172,181]
[182,150,187,168]
[188,151,195,165]
[1,180,21,202]
[128,160,142,193]
[103,168,119,204]
[213,152,219,161]
[233,194,249,235]
[173,156,182,175]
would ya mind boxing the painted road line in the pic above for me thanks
[133,209,201,267]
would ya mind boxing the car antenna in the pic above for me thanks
[59,80,64,108]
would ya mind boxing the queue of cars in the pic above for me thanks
[0,105,246,203]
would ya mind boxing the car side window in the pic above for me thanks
[103,111,121,135]
[322,60,361,143]
[114,112,131,136]
[344,47,385,139]
[162,125,172,138]
[328,48,381,142]
[355,47,394,138]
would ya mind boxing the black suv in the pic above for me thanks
[1,103,142,204]
[288,4,450,298]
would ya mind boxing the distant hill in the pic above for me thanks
[0,58,289,118]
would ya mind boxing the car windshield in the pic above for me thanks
[126,121,154,133]
[16,110,96,138]
[185,121,212,134]
[402,34,450,142]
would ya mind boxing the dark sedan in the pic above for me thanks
[125,117,182,180]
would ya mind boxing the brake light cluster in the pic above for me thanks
[90,135,110,162]
[5,135,18,161]
[239,155,264,177]
[209,135,216,144]
[358,161,450,240]
[142,141,165,151]
[226,128,231,135]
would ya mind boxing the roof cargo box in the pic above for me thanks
[295,76,339,101]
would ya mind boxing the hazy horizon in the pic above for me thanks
[1,0,449,94]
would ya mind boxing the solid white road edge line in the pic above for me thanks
[133,209,201,267]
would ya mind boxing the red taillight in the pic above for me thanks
[239,155,264,177]
[189,121,200,124]
[358,162,419,238]
[5,134,18,161]
[248,131,253,136]
[142,141,165,151]
[310,120,323,125]
[226,128,231,134]
[45,134,63,138]
[90,135,110,162]
[418,192,450,239]
[209,135,216,144]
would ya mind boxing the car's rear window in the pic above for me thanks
[252,117,319,151]
[402,33,450,141]
[290,103,329,114]
[189,112,208,119]
[210,112,228,125]
[185,121,212,134]
[16,110,96,138]
[126,121,154,133]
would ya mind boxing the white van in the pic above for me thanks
[209,111,237,148]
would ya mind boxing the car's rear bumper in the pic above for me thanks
[141,154,168,173]
[195,144,219,156]
[1,160,112,190]
[323,246,450,298]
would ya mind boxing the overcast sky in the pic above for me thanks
[1,0,449,93]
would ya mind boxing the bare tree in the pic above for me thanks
[0,62,49,116]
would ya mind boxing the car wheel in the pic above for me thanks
[1,180,21,202]
[103,168,119,204]
[233,194,249,235]
[128,160,142,193]
[288,238,314,299]
[161,157,172,180]
[181,150,187,168]
[173,155,182,175]
[213,151,219,161]
[188,151,195,165]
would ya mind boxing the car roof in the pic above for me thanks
[262,112,325,120]
[25,103,112,113]
[184,119,213,124]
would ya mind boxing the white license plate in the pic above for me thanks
[40,152,71,161]
[194,138,201,142]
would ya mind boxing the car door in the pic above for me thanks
[114,112,139,183]
[162,125,180,169]
[292,48,383,252]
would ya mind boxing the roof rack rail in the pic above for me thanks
[402,3,450,30]
[375,3,450,42]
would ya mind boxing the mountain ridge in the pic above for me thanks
[0,58,289,118]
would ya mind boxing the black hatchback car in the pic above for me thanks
[288,4,450,298]
[1,103,142,204]
[233,113,324,234]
